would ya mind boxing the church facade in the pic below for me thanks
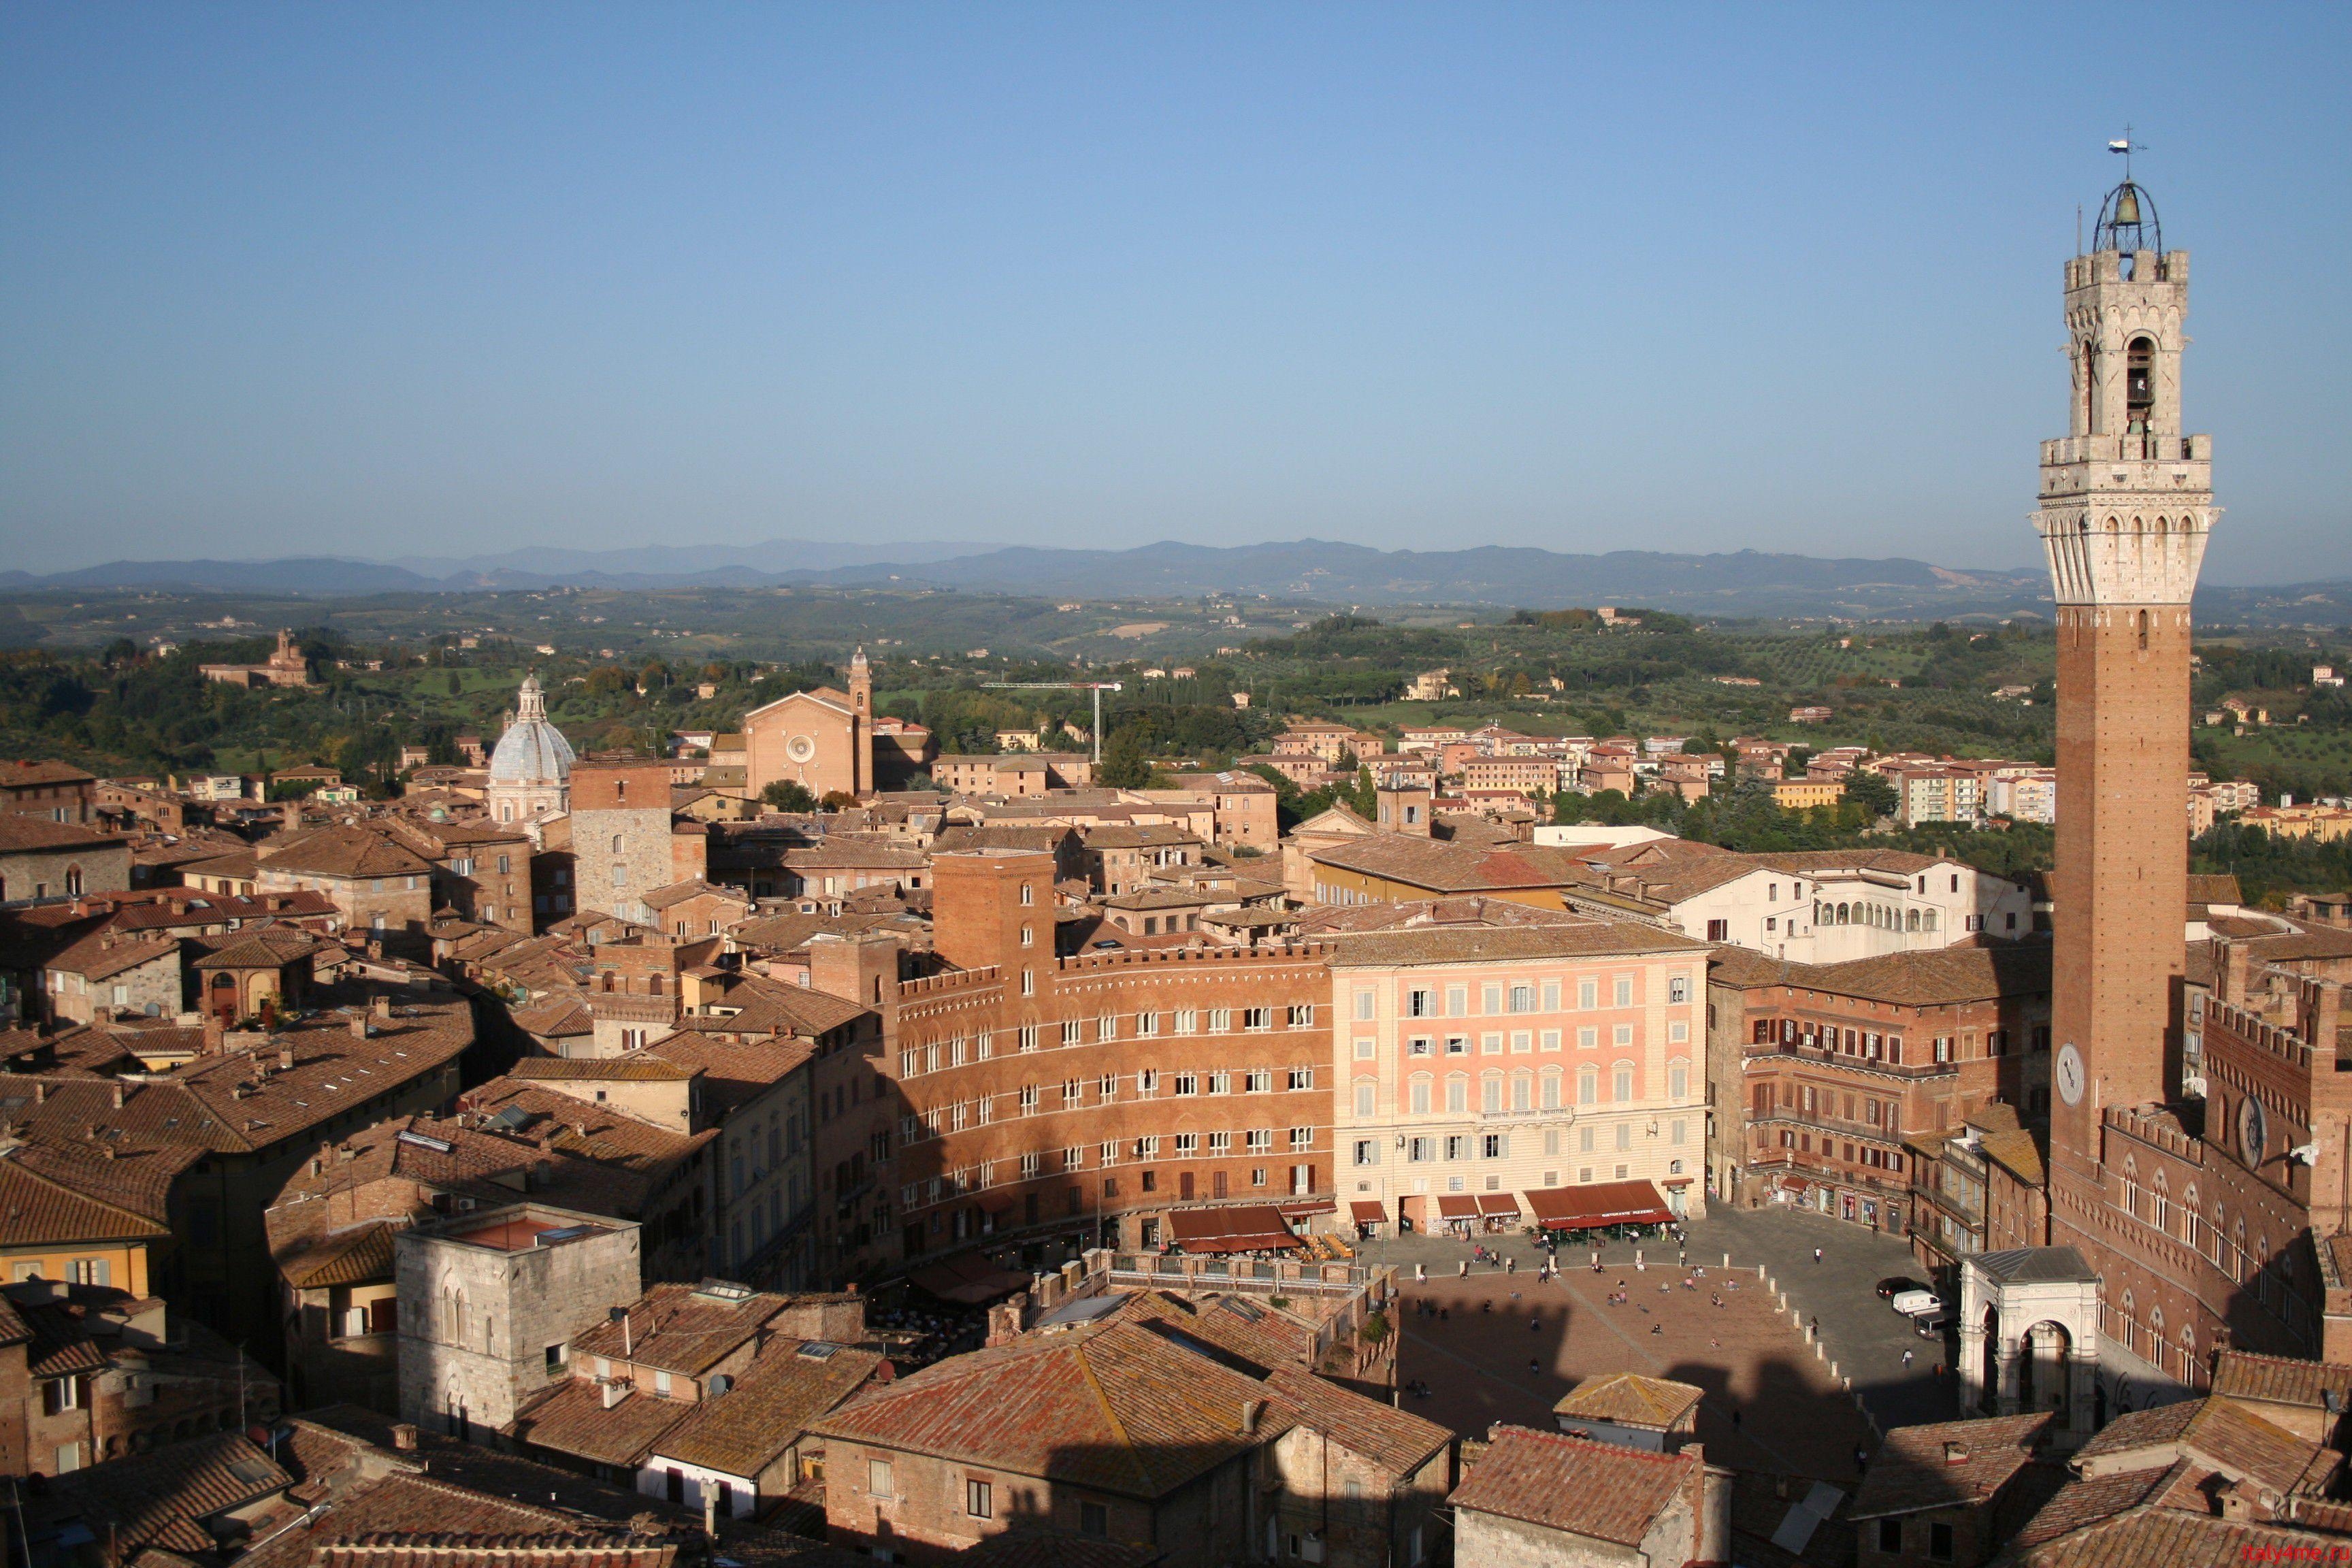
[742,651,875,802]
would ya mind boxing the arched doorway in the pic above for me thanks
[2018,1321,2072,1417]
[208,971,240,1024]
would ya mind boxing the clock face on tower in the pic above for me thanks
[2240,1094,2268,1167]
[2055,1043,2085,1107]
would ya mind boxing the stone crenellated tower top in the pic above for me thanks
[2034,177,2217,608]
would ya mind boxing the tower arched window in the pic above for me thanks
[2125,336,2155,431]
[2137,610,2151,651]
[2123,1156,2140,1218]
[2152,1170,2168,1234]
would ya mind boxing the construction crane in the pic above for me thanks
[981,681,1124,764]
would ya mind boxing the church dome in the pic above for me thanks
[487,674,575,787]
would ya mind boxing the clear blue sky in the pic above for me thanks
[2,3,2345,581]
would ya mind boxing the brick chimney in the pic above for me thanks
[372,994,393,1021]
[391,1422,419,1451]
[1240,1398,1265,1436]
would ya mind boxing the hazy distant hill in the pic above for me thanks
[3,537,2342,624]
[803,540,2049,609]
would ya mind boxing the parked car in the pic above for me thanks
[1914,1309,1953,1339]
[1890,1289,1944,1317]
[1876,1276,1927,1299]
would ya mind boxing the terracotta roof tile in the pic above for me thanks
[257,825,436,880]
[1262,1367,1450,1480]
[1,761,97,788]
[2003,1462,2184,1556]
[24,1432,292,1560]
[1447,1424,1699,1546]
[7,991,473,1155]
[1552,1371,1705,1430]
[2210,1350,2352,1411]
[569,1282,792,1375]
[285,1220,400,1289]
[0,1136,195,1245]
[652,1339,886,1477]
[507,1376,696,1469]
[39,930,180,982]
[2006,1506,2330,1568]
[512,1057,698,1083]
[1851,1412,2051,1520]
[811,1321,1294,1499]
[0,816,113,853]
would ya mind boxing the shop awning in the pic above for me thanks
[1475,1194,1522,1218]
[1661,1176,1694,1188]
[1164,1205,1303,1255]
[1349,1200,1388,1224]
[1278,1200,1336,1218]
[1524,1179,1676,1230]
[906,1254,1034,1306]
[1434,1195,1480,1220]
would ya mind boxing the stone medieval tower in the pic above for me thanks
[2039,175,2217,1239]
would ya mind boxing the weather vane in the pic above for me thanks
[2108,128,2146,182]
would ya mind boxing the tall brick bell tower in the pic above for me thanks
[2038,172,2216,1238]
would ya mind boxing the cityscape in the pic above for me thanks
[2,8,2349,1568]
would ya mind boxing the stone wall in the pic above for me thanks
[395,1211,642,1437]
[0,838,130,904]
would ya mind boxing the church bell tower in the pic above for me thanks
[2038,174,2217,1229]
[849,647,874,796]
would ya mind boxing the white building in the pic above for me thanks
[1567,849,2034,963]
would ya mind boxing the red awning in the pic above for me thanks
[1434,1195,1480,1220]
[1349,1200,1387,1224]
[1523,1179,1676,1230]
[1661,1176,1694,1188]
[1278,1200,1336,1218]
[1475,1194,1522,1218]
[1164,1205,1303,1255]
